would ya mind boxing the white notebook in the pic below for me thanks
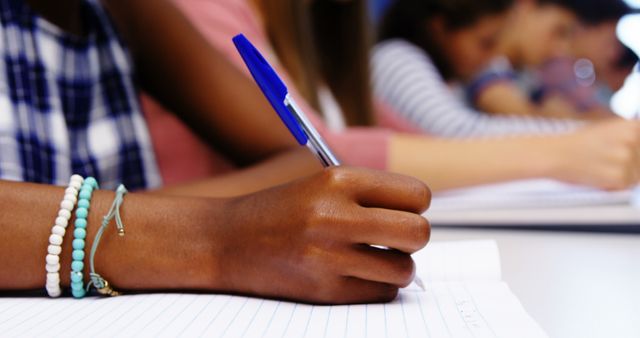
[0,241,547,338]
[431,179,633,211]
[428,180,640,229]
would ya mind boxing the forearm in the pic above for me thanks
[476,97,535,117]
[388,134,562,192]
[157,148,322,198]
[0,167,434,305]
[475,86,538,117]
[102,0,296,165]
[578,107,617,120]
[1,181,226,292]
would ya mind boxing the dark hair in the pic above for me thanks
[311,1,374,126]
[379,0,514,79]
[539,0,631,26]
[261,0,374,126]
[616,45,639,70]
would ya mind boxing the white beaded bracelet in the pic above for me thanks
[45,174,84,297]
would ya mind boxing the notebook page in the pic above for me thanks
[0,286,546,338]
[427,204,640,227]
[414,240,502,283]
[0,241,546,338]
[430,179,632,211]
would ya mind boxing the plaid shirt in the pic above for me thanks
[0,0,161,190]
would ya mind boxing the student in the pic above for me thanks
[466,0,631,118]
[373,0,640,145]
[537,0,636,116]
[0,0,432,304]
[375,0,576,135]
[168,0,640,192]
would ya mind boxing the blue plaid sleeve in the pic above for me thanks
[0,0,161,190]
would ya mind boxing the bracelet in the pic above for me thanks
[88,184,128,297]
[46,175,83,298]
[70,177,98,298]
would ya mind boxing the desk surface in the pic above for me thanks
[432,228,640,338]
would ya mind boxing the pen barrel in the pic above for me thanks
[285,95,341,167]
[305,142,335,168]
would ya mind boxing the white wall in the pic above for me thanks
[611,1,640,117]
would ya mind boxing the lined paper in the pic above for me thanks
[0,241,548,338]
[414,240,502,283]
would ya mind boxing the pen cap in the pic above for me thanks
[232,34,308,145]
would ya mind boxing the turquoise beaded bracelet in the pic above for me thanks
[70,176,99,298]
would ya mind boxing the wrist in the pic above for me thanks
[81,192,228,292]
[532,134,573,181]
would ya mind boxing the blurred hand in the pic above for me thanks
[539,94,614,120]
[553,119,640,190]
[538,94,583,119]
[214,167,431,304]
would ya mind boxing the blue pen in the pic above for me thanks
[232,34,340,168]
[232,33,426,291]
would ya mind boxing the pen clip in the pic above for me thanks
[232,34,308,146]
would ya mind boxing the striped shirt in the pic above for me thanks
[0,0,161,190]
[372,39,582,138]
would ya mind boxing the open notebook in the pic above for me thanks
[431,179,633,211]
[428,179,640,230]
[0,241,546,338]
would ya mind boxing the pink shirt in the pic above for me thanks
[141,96,235,185]
[145,0,399,185]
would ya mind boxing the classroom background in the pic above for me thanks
[371,0,640,116]
[3,1,640,337]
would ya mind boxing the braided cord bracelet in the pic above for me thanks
[87,184,128,297]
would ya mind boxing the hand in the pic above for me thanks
[553,119,640,190]
[214,167,431,304]
[538,94,582,119]
[539,95,614,120]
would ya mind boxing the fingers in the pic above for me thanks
[627,123,640,186]
[635,148,640,185]
[246,167,433,305]
[608,140,640,189]
[342,208,430,254]
[355,172,431,213]
[628,146,640,187]
[339,245,417,288]
[631,125,640,185]
[592,121,640,189]
[318,277,399,305]
[322,167,431,213]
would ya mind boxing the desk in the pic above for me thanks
[432,228,640,338]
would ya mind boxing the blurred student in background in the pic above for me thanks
[159,0,640,193]
[374,0,579,136]
[466,0,633,119]
[533,0,636,119]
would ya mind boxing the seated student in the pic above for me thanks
[467,0,632,119]
[371,0,640,185]
[0,0,432,305]
[538,0,636,116]
[463,0,579,117]
[535,46,637,121]
[374,0,577,135]
[164,0,640,191]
